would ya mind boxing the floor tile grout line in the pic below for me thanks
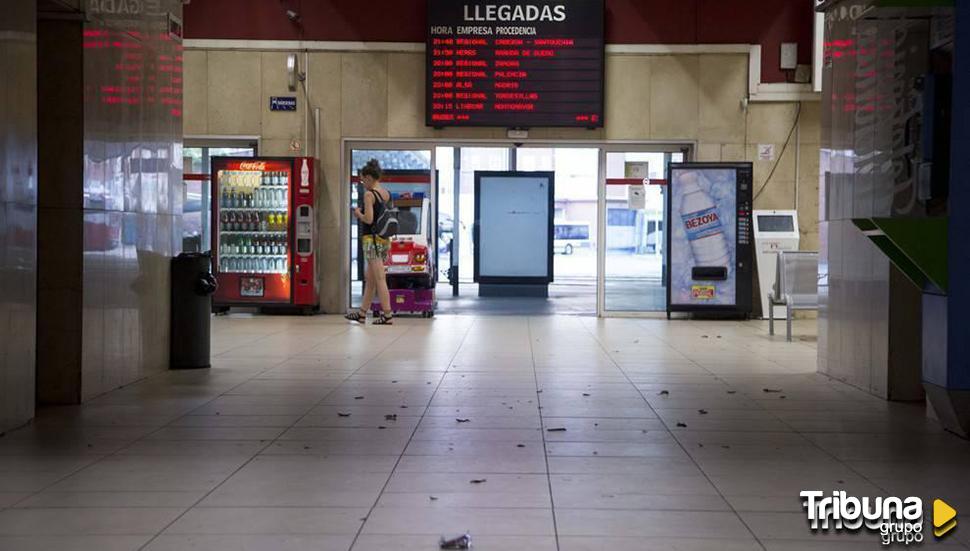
[528,317,562,551]
[2,456,109,512]
[579,318,769,551]
[347,318,476,551]
[0,326,327,514]
[755,395,898,499]
[135,321,402,551]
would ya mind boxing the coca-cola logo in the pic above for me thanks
[238,161,267,171]
[685,212,719,229]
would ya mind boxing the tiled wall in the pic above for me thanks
[37,1,183,404]
[79,2,184,400]
[818,0,934,399]
[0,0,37,433]
[183,49,821,313]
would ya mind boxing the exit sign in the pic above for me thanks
[270,96,297,111]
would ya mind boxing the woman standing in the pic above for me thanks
[346,159,393,325]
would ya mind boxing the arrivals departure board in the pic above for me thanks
[427,0,605,128]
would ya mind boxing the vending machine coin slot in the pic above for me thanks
[296,205,313,257]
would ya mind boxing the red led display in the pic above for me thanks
[427,0,604,128]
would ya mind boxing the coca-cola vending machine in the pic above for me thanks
[666,162,753,317]
[211,156,319,313]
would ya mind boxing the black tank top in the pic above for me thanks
[361,189,389,235]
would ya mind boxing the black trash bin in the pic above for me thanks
[171,251,217,369]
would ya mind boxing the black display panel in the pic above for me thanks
[427,0,604,128]
[756,215,795,232]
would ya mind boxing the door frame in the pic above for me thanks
[596,144,694,318]
[341,138,694,315]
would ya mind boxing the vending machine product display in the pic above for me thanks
[666,162,753,317]
[211,156,319,313]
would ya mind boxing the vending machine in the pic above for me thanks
[666,162,753,317]
[211,156,319,313]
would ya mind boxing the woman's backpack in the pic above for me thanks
[371,190,399,239]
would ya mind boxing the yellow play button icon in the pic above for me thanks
[934,499,957,538]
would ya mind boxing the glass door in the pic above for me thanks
[598,148,686,316]
[182,142,256,252]
[516,147,598,314]
[348,147,434,309]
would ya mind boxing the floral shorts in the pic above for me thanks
[362,235,390,262]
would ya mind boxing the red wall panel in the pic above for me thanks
[184,0,814,83]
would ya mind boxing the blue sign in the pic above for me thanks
[270,96,297,111]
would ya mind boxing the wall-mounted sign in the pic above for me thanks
[627,185,646,210]
[758,143,775,161]
[270,96,297,111]
[427,0,604,128]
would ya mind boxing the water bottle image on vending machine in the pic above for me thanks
[666,162,753,316]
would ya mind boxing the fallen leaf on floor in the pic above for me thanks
[727,390,737,394]
[837,480,845,484]
[594,423,599,427]
[676,422,688,428]
[439,533,472,550]
[722,445,731,449]
[780,396,787,399]
[470,479,487,484]
[762,388,783,393]
[378,426,387,430]
[338,412,351,417]
[659,390,670,396]
[716,336,722,339]
[702,335,709,338]
[698,443,704,447]
[537,390,543,394]
[592,451,598,455]
[400,405,408,409]
[430,496,439,501]
[456,418,471,423]
[354,396,365,400]
[385,414,398,421]
[582,393,591,397]
[698,409,709,415]
[303,446,310,450]
[516,444,526,448]
[547,427,567,432]
[392,380,398,384]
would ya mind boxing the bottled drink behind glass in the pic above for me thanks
[679,174,730,267]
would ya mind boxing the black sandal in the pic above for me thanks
[374,312,394,325]
[344,310,367,323]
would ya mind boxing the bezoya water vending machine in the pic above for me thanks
[666,162,753,318]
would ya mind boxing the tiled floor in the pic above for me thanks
[2,315,969,550]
